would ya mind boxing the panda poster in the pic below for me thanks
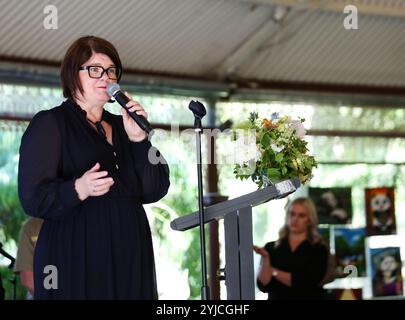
[368,247,403,297]
[365,187,396,236]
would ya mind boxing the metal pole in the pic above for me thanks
[195,122,210,300]
[189,100,210,300]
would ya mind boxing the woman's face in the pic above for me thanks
[287,203,310,235]
[380,255,397,273]
[77,52,117,105]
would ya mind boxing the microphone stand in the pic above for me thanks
[189,100,210,300]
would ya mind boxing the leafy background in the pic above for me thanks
[1,85,405,299]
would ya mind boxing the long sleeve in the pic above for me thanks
[256,242,273,292]
[257,278,269,293]
[18,111,81,219]
[291,244,328,288]
[130,139,170,204]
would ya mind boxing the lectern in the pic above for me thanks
[170,178,301,300]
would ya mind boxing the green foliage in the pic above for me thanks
[0,126,29,300]
[0,266,28,300]
[161,164,201,299]
[234,112,317,188]
[0,128,26,243]
[0,128,26,242]
[0,183,26,242]
[180,229,202,299]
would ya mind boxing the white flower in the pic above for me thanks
[271,143,283,153]
[233,134,262,166]
[235,159,257,175]
[291,120,306,139]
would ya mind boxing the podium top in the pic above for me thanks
[170,178,301,231]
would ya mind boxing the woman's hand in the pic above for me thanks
[120,92,148,142]
[253,246,271,267]
[254,245,269,259]
[254,245,273,286]
[74,163,114,201]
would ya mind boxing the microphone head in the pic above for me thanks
[188,100,206,119]
[107,83,120,96]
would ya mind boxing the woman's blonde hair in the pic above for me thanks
[277,197,322,245]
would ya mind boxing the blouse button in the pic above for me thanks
[116,164,119,170]
[113,152,117,157]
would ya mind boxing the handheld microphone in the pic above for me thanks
[107,83,153,133]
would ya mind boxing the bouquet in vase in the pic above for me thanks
[233,112,317,188]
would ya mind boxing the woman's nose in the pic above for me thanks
[100,70,109,80]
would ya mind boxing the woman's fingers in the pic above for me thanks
[87,171,109,180]
[122,104,147,118]
[253,245,263,253]
[93,182,114,193]
[122,93,148,120]
[253,246,268,257]
[88,162,100,172]
[124,91,133,100]
[127,106,148,119]
[93,177,114,187]
[93,184,114,196]
[120,107,129,119]
[77,164,115,200]
[125,100,141,108]
[126,103,146,113]
[84,167,115,197]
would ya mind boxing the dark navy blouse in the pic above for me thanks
[257,238,328,300]
[18,99,170,299]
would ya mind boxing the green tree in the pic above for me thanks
[0,126,28,300]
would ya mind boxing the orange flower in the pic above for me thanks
[262,118,275,129]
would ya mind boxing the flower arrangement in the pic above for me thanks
[233,112,317,188]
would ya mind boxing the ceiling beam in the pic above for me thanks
[2,56,405,103]
[214,17,279,79]
[242,0,405,18]
[2,115,405,139]
[232,79,405,97]
[317,161,405,165]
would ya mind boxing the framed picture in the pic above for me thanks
[334,227,366,278]
[309,187,352,224]
[368,246,403,297]
[365,187,396,236]
[327,288,363,300]
[318,225,331,246]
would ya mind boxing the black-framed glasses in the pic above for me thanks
[79,65,121,80]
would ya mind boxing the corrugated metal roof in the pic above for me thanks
[242,8,405,86]
[0,0,404,89]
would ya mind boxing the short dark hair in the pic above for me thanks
[60,35,122,99]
